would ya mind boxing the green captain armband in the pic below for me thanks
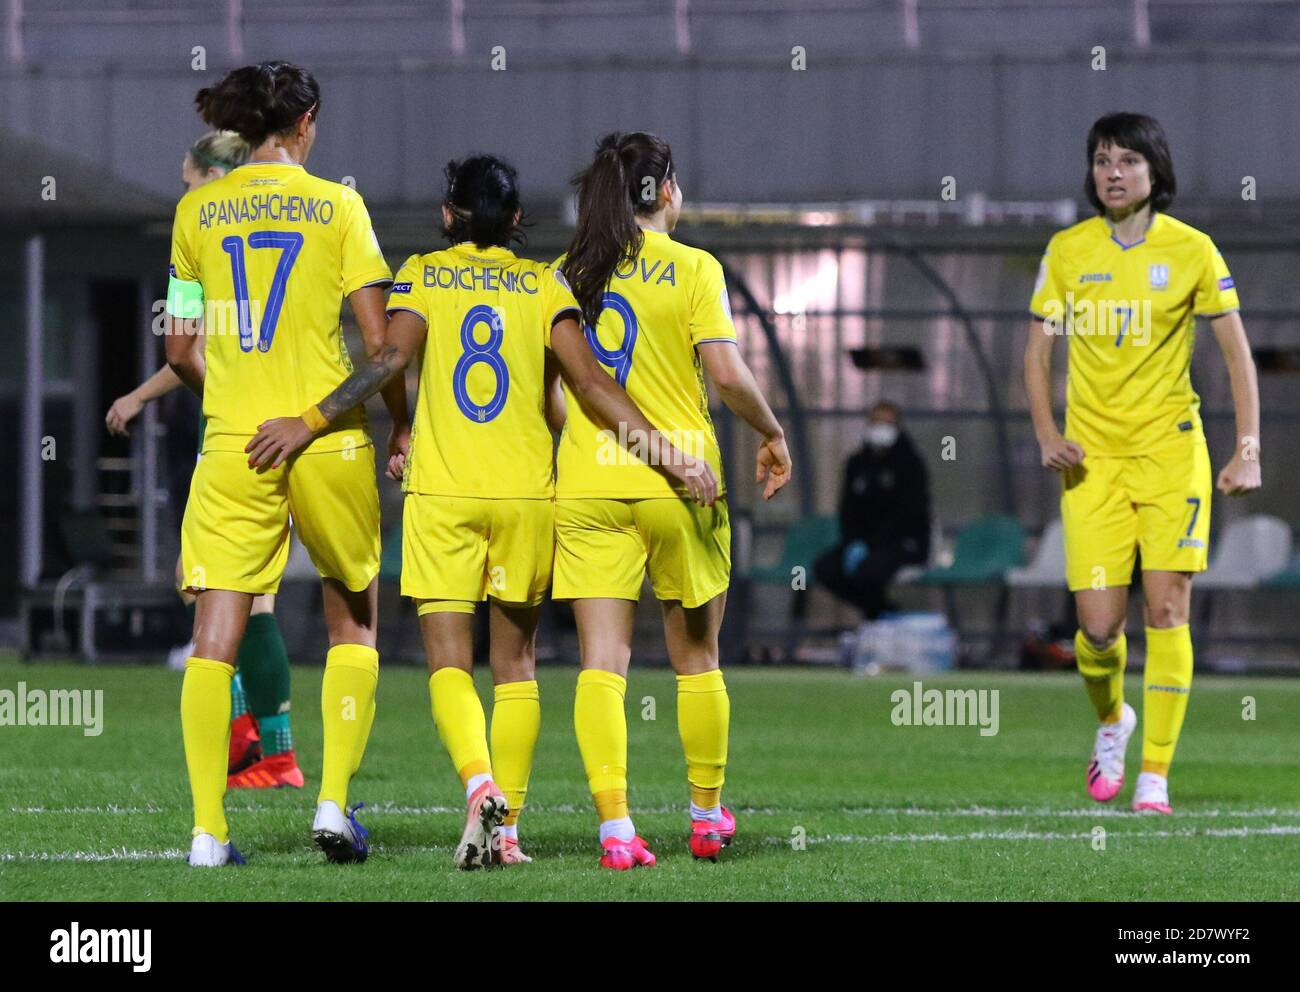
[166,275,205,319]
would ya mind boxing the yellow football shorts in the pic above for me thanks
[553,497,731,608]
[181,447,380,595]
[401,494,554,606]
[1061,438,1212,591]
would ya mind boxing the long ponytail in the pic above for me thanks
[563,131,674,329]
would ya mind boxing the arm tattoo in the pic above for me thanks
[317,345,405,424]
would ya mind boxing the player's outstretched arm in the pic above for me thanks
[1024,318,1084,472]
[1210,311,1262,496]
[244,308,427,470]
[551,316,717,507]
[106,363,186,436]
[696,340,791,501]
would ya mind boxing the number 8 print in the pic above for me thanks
[453,304,510,422]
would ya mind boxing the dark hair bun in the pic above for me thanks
[443,155,525,250]
[194,61,319,147]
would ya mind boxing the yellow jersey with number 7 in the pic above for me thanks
[169,161,392,454]
[1028,212,1239,458]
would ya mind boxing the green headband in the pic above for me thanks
[189,145,238,173]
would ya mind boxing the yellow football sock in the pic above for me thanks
[491,680,540,826]
[181,657,234,844]
[319,643,379,808]
[1142,624,1193,775]
[676,669,730,809]
[430,667,492,789]
[353,689,376,777]
[574,669,628,823]
[1075,630,1127,723]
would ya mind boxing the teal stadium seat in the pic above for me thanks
[1263,555,1300,590]
[748,514,839,586]
[916,514,1026,664]
[746,514,839,662]
[917,514,1026,585]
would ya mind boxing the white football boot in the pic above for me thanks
[1132,771,1173,814]
[1086,702,1136,802]
[188,831,245,867]
[312,800,370,863]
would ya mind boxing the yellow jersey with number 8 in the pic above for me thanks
[169,161,392,453]
[387,244,581,498]
[555,229,736,499]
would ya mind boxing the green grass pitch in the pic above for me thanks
[1,658,1297,900]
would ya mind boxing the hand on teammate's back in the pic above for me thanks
[1039,434,1085,472]
[667,453,718,507]
[386,422,411,482]
[245,417,315,471]
[756,435,792,500]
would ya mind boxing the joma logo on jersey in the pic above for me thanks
[1039,295,1152,346]
[1149,264,1170,290]
[1078,272,1112,283]
[1177,537,1205,549]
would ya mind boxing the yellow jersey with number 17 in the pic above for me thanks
[169,161,393,454]
[1028,212,1239,458]
[555,229,736,499]
[387,244,581,498]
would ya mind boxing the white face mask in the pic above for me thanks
[866,423,899,449]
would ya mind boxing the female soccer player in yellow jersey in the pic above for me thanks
[556,132,791,869]
[1024,112,1261,815]
[246,154,715,869]
[164,62,409,866]
[107,129,305,792]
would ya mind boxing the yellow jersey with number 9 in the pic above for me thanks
[1028,212,1239,457]
[387,244,581,498]
[169,161,392,453]
[555,229,736,498]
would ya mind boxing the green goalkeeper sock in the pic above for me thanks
[237,613,294,755]
[231,672,250,720]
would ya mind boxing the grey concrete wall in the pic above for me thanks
[4,47,1300,211]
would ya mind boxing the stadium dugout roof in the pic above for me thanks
[0,126,174,231]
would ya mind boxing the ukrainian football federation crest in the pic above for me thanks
[1149,263,1170,290]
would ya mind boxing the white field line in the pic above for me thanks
[787,824,1300,845]
[9,803,1300,820]
[5,824,1300,863]
[1,848,188,862]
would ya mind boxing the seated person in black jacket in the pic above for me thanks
[814,401,931,619]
